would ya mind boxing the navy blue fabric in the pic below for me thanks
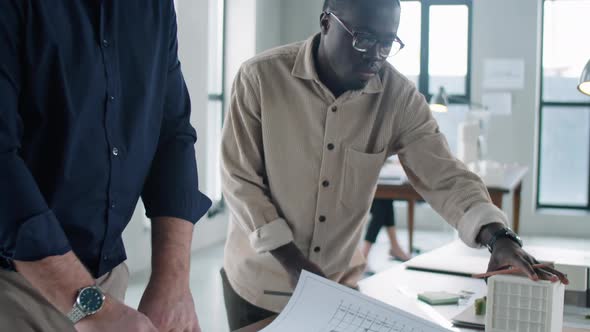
[0,0,211,277]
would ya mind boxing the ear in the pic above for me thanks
[320,12,330,34]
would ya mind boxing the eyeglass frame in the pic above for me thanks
[324,11,405,58]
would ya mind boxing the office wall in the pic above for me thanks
[280,0,322,43]
[256,0,283,53]
[271,0,590,238]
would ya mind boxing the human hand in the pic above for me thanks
[76,296,157,332]
[138,278,201,332]
[487,238,569,284]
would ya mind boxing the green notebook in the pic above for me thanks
[417,291,460,305]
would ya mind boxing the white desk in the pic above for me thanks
[239,244,590,332]
[359,264,486,331]
[360,265,590,331]
[359,245,590,332]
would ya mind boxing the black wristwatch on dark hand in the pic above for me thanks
[487,227,523,253]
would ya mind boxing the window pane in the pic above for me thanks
[538,106,590,207]
[543,0,590,103]
[428,5,469,96]
[389,1,421,86]
[207,0,224,94]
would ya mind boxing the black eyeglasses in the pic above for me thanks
[325,11,405,58]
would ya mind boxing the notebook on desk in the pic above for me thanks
[451,304,485,330]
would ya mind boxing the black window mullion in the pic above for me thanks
[465,0,472,102]
[208,94,223,101]
[418,1,430,97]
[537,0,546,210]
[542,101,590,108]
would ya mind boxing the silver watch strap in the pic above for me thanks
[66,305,88,324]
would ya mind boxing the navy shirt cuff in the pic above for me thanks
[12,210,72,261]
[145,190,212,224]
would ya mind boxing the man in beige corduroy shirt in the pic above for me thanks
[220,0,568,330]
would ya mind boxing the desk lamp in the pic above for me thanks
[429,87,487,112]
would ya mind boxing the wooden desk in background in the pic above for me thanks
[375,162,528,254]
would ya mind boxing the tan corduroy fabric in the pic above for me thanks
[0,262,129,331]
[221,34,507,313]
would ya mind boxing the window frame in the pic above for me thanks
[400,0,473,105]
[207,0,228,218]
[207,0,227,114]
[536,0,590,211]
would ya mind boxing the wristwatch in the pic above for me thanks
[66,285,106,324]
[487,227,522,253]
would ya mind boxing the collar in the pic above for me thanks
[291,33,384,95]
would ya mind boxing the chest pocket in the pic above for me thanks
[339,148,387,210]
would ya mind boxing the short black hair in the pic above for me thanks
[322,0,401,13]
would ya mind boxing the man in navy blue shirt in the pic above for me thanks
[0,1,211,331]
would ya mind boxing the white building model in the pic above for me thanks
[486,275,565,332]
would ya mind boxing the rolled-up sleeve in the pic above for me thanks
[0,1,71,262]
[141,4,211,224]
[392,86,507,247]
[220,67,294,253]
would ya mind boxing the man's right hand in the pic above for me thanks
[270,242,327,289]
[76,296,157,332]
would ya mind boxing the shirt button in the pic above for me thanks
[331,106,338,113]
[102,39,110,48]
[327,143,335,151]
[314,247,321,253]
[102,255,109,261]
[319,216,326,222]
[322,180,330,188]
[109,95,116,102]
[110,201,116,209]
[112,147,119,156]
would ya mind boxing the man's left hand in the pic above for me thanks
[488,238,569,284]
[138,278,201,332]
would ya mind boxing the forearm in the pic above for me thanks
[14,251,95,314]
[150,217,194,286]
[270,242,305,266]
[270,242,326,287]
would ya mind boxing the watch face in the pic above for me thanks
[77,287,105,314]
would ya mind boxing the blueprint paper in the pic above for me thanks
[261,271,453,332]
